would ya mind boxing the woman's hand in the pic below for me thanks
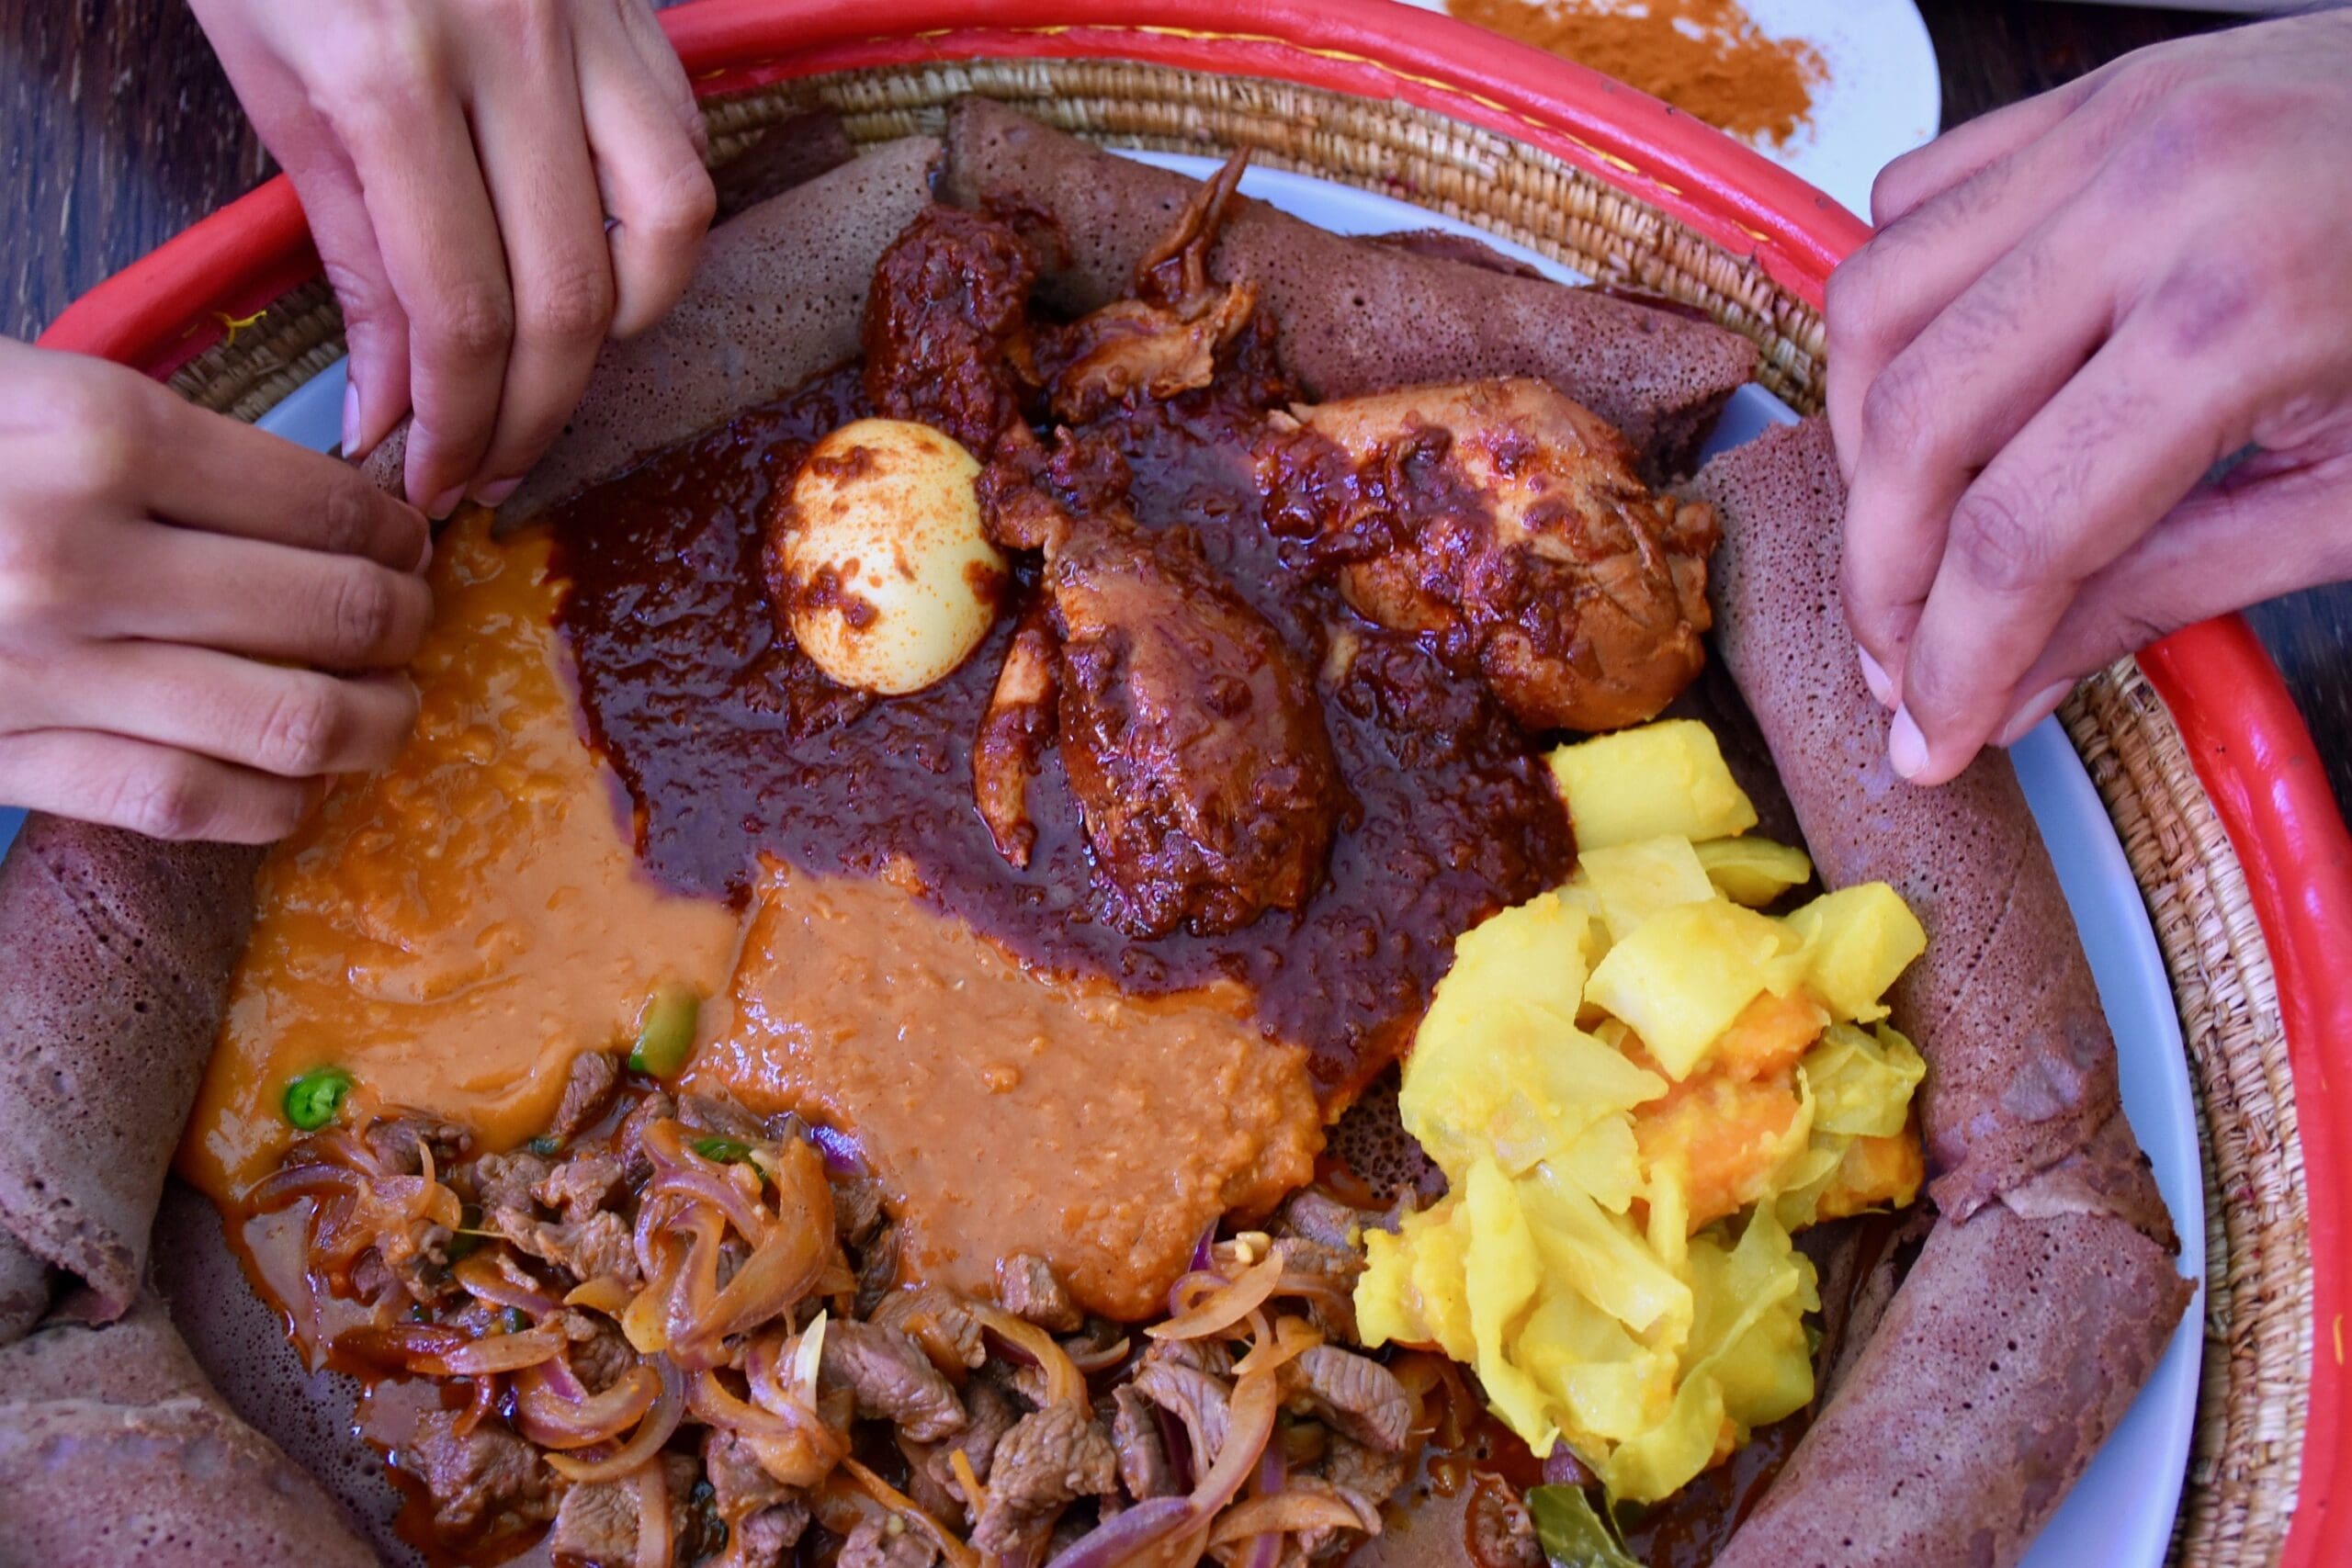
[1826,11,2352,785]
[0,341,432,841]
[190,0,716,518]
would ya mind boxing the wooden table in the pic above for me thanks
[3,0,2345,817]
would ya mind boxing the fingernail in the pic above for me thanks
[1857,647,1894,707]
[341,382,361,457]
[1888,706,1928,780]
[414,529,434,573]
[471,477,522,508]
[425,486,464,522]
[1995,681,2073,749]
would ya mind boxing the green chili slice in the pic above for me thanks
[282,1066,354,1130]
[628,983,701,1077]
[527,1134,564,1157]
[691,1135,753,1164]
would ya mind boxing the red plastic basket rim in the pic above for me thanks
[35,1,2352,1557]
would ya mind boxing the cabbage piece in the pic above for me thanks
[1576,835,1716,944]
[1693,835,1814,906]
[1463,1159,1558,1450]
[1584,900,1803,1078]
[1599,1206,1817,1502]
[1517,1290,1676,1446]
[1804,1022,1928,1138]
[1520,1163,1692,1341]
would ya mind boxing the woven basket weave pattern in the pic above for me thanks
[160,53,2303,1568]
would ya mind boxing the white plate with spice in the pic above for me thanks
[1396,0,1941,220]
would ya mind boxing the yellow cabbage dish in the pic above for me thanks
[1356,718,1929,1504]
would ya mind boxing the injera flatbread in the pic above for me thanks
[1713,1201,2190,1568]
[1688,418,2154,1225]
[937,97,1754,474]
[362,132,942,524]
[0,1292,373,1567]
[1690,419,2191,1566]
[0,816,259,1325]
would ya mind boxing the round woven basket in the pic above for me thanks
[40,2,2351,1562]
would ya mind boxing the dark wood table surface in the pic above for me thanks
[3,0,2346,818]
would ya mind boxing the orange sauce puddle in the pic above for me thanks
[178,514,743,1206]
[689,857,1324,1321]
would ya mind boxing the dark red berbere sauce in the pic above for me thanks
[548,349,1571,1102]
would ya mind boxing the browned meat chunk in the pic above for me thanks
[1043,150,1256,424]
[368,1115,470,1176]
[1111,1385,1178,1501]
[863,205,1043,460]
[821,1319,968,1443]
[550,1051,623,1142]
[704,1427,810,1567]
[1257,377,1720,732]
[1466,1478,1545,1568]
[1273,1190,1382,1250]
[831,1171,888,1247]
[1323,1434,1412,1504]
[525,1209,637,1289]
[730,1498,812,1568]
[469,1150,550,1216]
[1046,512,1342,937]
[548,1452,696,1567]
[839,1512,941,1568]
[995,1253,1083,1333]
[678,1091,766,1143]
[615,1089,675,1182]
[872,1284,987,1371]
[973,1402,1118,1555]
[902,1371,1021,1529]
[555,1308,638,1393]
[1286,1345,1411,1452]
[1131,1359,1232,1470]
[407,1410,557,1538]
[374,1221,456,1308]
[536,1151,627,1222]
[971,597,1059,868]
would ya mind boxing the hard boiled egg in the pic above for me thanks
[773,419,1007,694]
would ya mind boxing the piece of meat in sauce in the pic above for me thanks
[548,1451,699,1568]
[820,1318,969,1443]
[972,1401,1118,1557]
[407,1410,559,1539]
[1039,150,1258,423]
[854,196,1342,937]
[1258,376,1720,732]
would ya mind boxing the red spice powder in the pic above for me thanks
[1449,0,1825,145]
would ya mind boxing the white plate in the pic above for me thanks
[6,142,2198,1566]
[1391,0,1941,220]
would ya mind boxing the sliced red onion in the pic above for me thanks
[414,1323,568,1377]
[1041,1496,1198,1568]
[515,1363,662,1450]
[546,1357,684,1483]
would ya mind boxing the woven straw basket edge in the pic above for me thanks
[158,55,2306,1568]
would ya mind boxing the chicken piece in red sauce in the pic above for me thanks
[1257,376,1721,733]
[849,186,1343,938]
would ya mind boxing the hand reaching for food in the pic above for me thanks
[0,340,430,840]
[1826,9,2352,786]
[189,0,717,519]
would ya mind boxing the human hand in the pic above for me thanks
[190,0,716,518]
[0,341,431,841]
[1826,11,2352,785]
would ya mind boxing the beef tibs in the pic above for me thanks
[245,1073,1476,1565]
